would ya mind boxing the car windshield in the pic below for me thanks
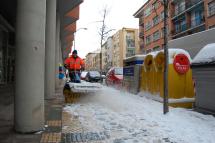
[89,71,100,77]
[115,68,123,75]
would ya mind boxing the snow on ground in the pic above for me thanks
[64,86,215,143]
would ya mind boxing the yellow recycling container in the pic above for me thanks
[154,51,165,97]
[168,49,195,108]
[140,49,195,108]
[143,54,154,94]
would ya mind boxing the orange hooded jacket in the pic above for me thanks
[64,55,84,71]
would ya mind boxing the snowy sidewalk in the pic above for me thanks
[62,86,215,143]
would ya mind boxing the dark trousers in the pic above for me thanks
[69,70,81,83]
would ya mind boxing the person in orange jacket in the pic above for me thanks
[64,50,85,82]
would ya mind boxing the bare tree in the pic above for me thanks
[98,6,115,74]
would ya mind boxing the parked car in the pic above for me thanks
[85,71,102,82]
[80,71,88,80]
[105,67,123,87]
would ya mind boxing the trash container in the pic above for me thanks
[123,55,145,94]
[191,43,215,114]
[140,49,195,108]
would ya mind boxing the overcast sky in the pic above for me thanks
[74,0,146,58]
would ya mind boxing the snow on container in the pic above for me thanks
[123,55,145,94]
[140,49,195,108]
[191,43,215,114]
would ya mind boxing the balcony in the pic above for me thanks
[172,19,205,38]
[172,0,203,19]
[186,0,203,9]
[139,32,144,38]
[174,23,187,34]
[191,16,205,28]
[139,17,144,26]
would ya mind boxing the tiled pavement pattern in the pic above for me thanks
[61,111,111,143]
[40,133,61,143]
[46,120,62,127]
[40,91,64,143]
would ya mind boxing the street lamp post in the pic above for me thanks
[73,27,87,51]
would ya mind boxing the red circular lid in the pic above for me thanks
[173,54,190,74]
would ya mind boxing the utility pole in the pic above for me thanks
[100,15,105,74]
[163,0,169,114]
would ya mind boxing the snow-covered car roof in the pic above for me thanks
[192,43,215,65]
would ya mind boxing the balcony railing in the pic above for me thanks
[172,19,205,36]
[139,17,144,26]
[172,0,203,17]
[186,0,203,9]
[175,23,187,34]
[191,17,205,27]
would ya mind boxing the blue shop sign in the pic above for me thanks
[123,67,134,76]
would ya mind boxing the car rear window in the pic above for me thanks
[115,68,123,75]
[89,71,100,77]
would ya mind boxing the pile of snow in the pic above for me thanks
[63,87,215,143]
[192,43,215,64]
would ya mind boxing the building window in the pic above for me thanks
[126,32,135,48]
[145,21,152,31]
[144,6,151,17]
[160,11,164,21]
[174,16,186,33]
[208,1,215,16]
[191,9,204,27]
[145,35,151,45]
[153,15,159,26]
[153,31,160,41]
[174,0,185,16]
[152,2,159,10]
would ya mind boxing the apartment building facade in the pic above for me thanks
[205,0,215,29]
[134,0,170,54]
[112,28,139,67]
[85,52,97,71]
[134,0,215,53]
[101,36,113,73]
[93,52,101,71]
[170,0,215,39]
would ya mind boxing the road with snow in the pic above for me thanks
[62,86,215,143]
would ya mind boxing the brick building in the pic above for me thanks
[134,0,215,53]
